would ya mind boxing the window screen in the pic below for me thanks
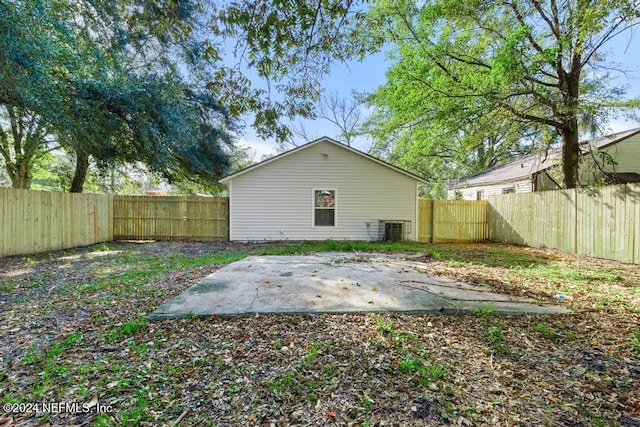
[314,189,335,227]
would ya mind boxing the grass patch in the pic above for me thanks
[13,332,84,399]
[258,239,428,256]
[302,342,322,365]
[396,353,448,385]
[517,263,627,286]
[105,317,147,343]
[474,303,495,316]
[0,280,16,292]
[533,322,560,340]
[151,251,248,268]
[374,314,396,335]
[66,250,249,299]
[487,326,503,345]
[427,245,550,268]
[631,329,640,359]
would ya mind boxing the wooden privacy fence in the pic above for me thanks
[4,186,639,264]
[0,188,113,257]
[418,199,489,243]
[112,195,228,241]
[489,183,640,264]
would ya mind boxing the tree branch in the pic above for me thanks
[498,100,563,128]
[505,1,545,54]
[581,20,640,68]
[531,0,561,41]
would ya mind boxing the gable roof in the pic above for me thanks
[219,136,427,184]
[450,127,640,189]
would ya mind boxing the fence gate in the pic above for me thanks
[112,195,228,241]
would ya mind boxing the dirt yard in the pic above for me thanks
[0,240,639,426]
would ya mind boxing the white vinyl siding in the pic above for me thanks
[227,140,419,241]
[448,180,533,200]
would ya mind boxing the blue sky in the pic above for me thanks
[238,30,640,160]
[237,50,390,158]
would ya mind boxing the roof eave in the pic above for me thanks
[449,174,536,189]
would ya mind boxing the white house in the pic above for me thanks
[219,137,427,241]
[447,127,640,200]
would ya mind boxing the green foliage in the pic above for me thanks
[302,343,322,365]
[375,315,396,335]
[258,239,428,256]
[631,329,640,359]
[487,326,503,344]
[18,332,83,397]
[0,0,236,192]
[206,0,369,141]
[397,353,448,384]
[397,354,422,373]
[533,322,560,341]
[475,304,495,317]
[363,0,640,190]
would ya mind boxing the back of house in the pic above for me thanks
[219,137,426,241]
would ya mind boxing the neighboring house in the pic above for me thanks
[219,137,426,241]
[447,127,640,200]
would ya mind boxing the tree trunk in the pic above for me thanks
[561,57,582,189]
[70,151,89,193]
[10,159,32,189]
[561,125,580,189]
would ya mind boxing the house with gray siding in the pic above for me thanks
[219,137,427,241]
[447,127,640,200]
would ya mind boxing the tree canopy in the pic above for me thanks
[0,0,237,192]
[4,0,639,194]
[205,0,371,142]
[363,0,640,190]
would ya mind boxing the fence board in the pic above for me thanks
[490,184,639,264]
[418,200,488,243]
[0,188,113,257]
[575,185,636,263]
[112,195,228,241]
[417,200,433,243]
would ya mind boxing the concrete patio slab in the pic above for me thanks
[147,253,569,319]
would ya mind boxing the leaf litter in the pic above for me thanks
[0,241,638,426]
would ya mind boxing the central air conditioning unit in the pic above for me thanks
[378,220,411,242]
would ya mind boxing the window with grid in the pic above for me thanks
[502,187,515,194]
[313,189,336,227]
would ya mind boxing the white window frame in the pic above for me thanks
[312,188,337,227]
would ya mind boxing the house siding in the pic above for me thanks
[227,140,419,241]
[447,179,532,200]
[536,133,640,190]
[600,133,640,172]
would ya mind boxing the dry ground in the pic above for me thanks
[0,241,639,427]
